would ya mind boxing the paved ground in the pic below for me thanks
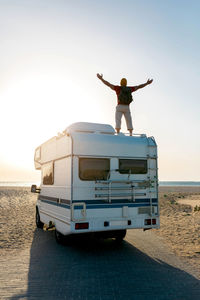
[0,229,200,300]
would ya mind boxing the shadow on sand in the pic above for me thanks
[11,228,200,300]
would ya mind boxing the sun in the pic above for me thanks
[1,72,99,173]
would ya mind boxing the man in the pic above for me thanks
[97,73,153,136]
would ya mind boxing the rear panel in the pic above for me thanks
[71,137,159,234]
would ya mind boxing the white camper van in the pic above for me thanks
[32,122,159,243]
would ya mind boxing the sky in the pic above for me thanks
[0,0,200,181]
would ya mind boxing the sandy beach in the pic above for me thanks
[1,186,200,273]
[155,186,200,273]
[0,187,38,252]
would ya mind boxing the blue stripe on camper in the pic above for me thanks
[72,198,158,205]
[38,195,158,210]
[77,203,158,209]
[38,196,71,209]
[38,195,71,205]
[40,199,71,209]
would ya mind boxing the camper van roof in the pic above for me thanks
[65,122,115,135]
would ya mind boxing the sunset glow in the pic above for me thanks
[1,0,200,181]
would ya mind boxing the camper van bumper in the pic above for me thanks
[70,217,160,234]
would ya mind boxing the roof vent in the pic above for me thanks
[65,122,115,135]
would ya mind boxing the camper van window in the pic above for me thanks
[42,162,54,185]
[119,159,147,174]
[79,158,110,181]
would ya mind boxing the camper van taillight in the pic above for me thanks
[145,219,151,225]
[145,219,156,226]
[152,218,156,225]
[75,222,89,230]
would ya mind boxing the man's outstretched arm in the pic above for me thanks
[97,73,115,90]
[134,78,153,91]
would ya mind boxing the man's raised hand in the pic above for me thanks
[97,73,103,80]
[147,78,153,85]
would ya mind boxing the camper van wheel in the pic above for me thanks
[115,230,127,243]
[55,229,65,244]
[36,207,44,229]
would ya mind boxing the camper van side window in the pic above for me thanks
[42,162,54,185]
[119,159,147,174]
[79,158,110,181]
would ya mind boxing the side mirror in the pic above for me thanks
[31,185,41,193]
[31,185,36,193]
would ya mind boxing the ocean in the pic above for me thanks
[0,181,200,187]
[159,181,200,187]
[0,181,40,187]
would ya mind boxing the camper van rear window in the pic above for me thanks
[119,159,147,174]
[79,158,110,181]
[42,162,54,185]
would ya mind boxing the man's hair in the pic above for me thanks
[120,78,127,86]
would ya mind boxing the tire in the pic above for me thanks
[115,229,127,243]
[55,230,73,245]
[55,229,65,244]
[36,207,44,229]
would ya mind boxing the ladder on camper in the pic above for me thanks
[147,137,158,217]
